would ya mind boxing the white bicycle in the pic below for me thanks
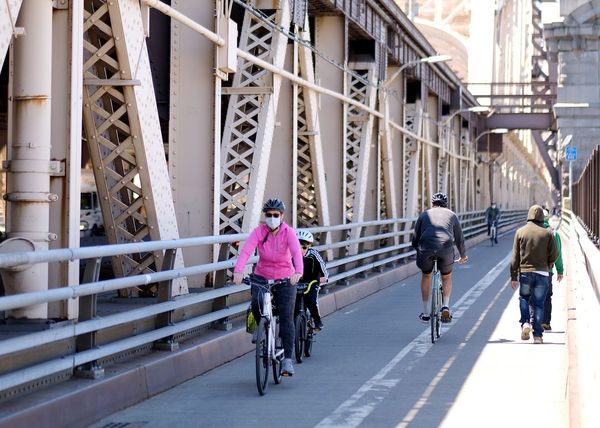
[245,276,286,396]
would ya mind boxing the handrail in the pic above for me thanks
[0,209,527,394]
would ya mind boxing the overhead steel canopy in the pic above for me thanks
[485,113,556,131]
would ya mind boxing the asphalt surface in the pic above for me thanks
[91,231,568,428]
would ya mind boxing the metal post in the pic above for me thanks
[569,158,573,200]
[1,0,54,319]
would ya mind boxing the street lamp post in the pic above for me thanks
[385,54,452,89]
[440,106,490,129]
[378,54,450,219]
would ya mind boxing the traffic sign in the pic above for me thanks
[565,146,577,161]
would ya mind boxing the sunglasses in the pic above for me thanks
[265,213,280,218]
[301,244,309,249]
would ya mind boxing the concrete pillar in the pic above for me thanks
[546,5,600,181]
[0,0,53,319]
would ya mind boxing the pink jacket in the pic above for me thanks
[234,222,303,280]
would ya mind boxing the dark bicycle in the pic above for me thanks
[293,280,317,363]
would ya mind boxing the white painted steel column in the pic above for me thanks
[2,0,53,319]
[297,20,331,229]
[46,0,83,319]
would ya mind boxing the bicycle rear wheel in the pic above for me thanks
[430,275,438,344]
[255,319,269,395]
[436,285,442,339]
[304,314,313,358]
[294,313,305,363]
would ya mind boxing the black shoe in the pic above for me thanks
[314,319,323,331]
[419,313,430,323]
[494,239,498,244]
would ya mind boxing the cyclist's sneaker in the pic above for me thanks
[281,358,294,376]
[541,323,552,331]
[521,323,532,341]
[534,336,543,344]
[419,313,430,323]
[441,306,452,323]
[314,319,324,331]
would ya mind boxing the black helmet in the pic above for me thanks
[432,192,448,207]
[262,198,286,212]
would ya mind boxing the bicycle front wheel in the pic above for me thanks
[272,333,283,384]
[255,318,269,395]
[294,313,305,363]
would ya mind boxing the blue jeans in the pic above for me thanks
[518,272,549,337]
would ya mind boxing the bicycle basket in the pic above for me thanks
[245,304,256,333]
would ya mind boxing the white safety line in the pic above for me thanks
[316,251,513,428]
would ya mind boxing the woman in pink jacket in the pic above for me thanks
[233,198,303,377]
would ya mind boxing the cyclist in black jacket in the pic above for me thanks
[412,192,468,324]
[295,230,328,330]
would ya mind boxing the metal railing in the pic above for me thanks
[572,145,600,247]
[0,209,526,396]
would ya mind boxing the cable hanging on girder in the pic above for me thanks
[232,0,376,91]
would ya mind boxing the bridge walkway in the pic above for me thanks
[90,231,571,428]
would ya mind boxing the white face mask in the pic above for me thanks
[491,204,496,209]
[265,217,281,230]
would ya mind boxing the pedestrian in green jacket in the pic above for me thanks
[510,205,558,344]
[541,209,564,331]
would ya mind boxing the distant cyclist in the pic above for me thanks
[485,202,501,244]
[233,198,303,377]
[412,192,469,323]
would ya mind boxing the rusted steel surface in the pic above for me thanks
[573,145,600,247]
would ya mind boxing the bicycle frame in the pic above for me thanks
[258,286,284,363]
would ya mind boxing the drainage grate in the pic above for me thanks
[100,422,148,428]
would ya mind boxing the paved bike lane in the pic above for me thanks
[91,231,568,428]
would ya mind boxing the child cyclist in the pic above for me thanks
[295,230,328,331]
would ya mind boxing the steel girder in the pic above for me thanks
[0,0,22,70]
[295,19,330,230]
[219,2,290,239]
[82,0,187,296]
[344,62,378,250]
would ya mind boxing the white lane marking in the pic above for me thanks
[344,308,359,315]
[316,251,513,428]
[398,278,510,427]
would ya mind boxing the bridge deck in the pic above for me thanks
[90,232,569,428]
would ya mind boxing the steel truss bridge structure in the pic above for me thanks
[0,0,559,419]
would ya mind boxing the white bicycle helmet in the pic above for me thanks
[296,229,314,244]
